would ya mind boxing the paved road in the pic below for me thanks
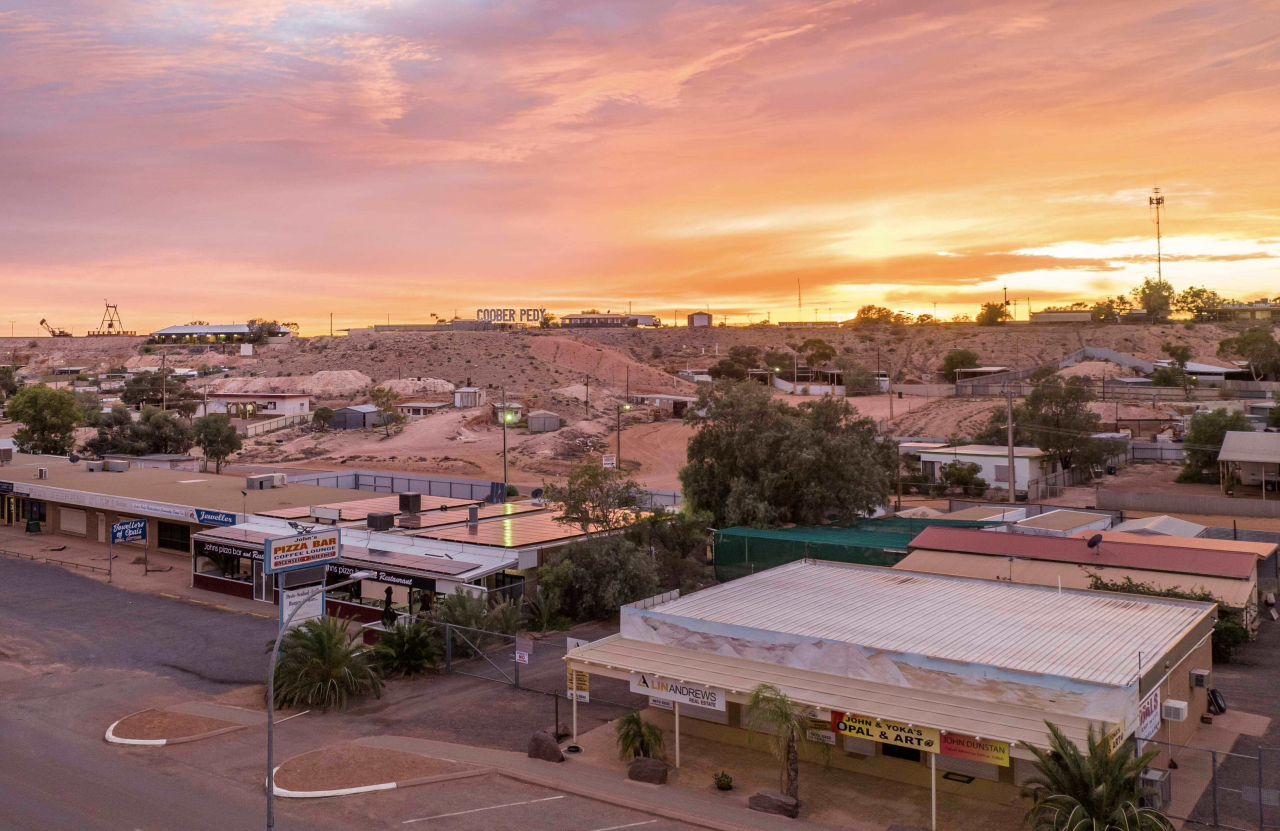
[0,556,274,689]
[0,558,336,829]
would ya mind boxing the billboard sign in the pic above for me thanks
[111,518,148,544]
[280,585,324,630]
[832,712,939,752]
[1136,689,1162,752]
[194,508,238,527]
[265,530,341,574]
[629,673,725,711]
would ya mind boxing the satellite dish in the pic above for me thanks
[1086,534,1103,550]
[531,487,544,499]
[68,453,81,464]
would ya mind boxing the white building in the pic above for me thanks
[200,392,311,419]
[917,445,1056,492]
[397,401,450,421]
[454,387,487,408]
[1007,509,1113,538]
[687,312,712,327]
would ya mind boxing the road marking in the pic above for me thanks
[402,795,565,823]
[590,821,658,831]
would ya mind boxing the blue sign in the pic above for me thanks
[194,508,238,527]
[111,518,148,544]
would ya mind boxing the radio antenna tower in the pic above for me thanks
[1149,187,1165,281]
[797,279,802,311]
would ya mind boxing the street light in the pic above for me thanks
[500,385,515,499]
[265,570,373,829]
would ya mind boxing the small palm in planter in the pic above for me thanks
[615,711,664,759]
[714,771,733,791]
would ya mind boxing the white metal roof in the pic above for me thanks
[1219,431,1280,465]
[1111,515,1207,538]
[919,444,1047,458]
[150,324,251,335]
[650,560,1212,688]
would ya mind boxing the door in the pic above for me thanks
[253,561,274,602]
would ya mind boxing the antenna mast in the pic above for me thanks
[1149,187,1165,281]
[797,279,802,311]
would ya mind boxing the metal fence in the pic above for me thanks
[424,622,641,710]
[1098,490,1280,520]
[242,412,311,438]
[1139,737,1280,830]
[1132,441,1188,462]
[284,468,683,507]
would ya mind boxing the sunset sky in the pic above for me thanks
[2,0,1278,335]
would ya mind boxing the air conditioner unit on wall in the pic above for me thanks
[1162,700,1188,722]
[1190,669,1210,689]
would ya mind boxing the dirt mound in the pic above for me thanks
[529,336,696,394]
[376,377,454,397]
[889,398,997,439]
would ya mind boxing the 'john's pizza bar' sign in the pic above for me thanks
[832,711,1009,766]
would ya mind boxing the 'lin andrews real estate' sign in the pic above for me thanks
[629,673,725,711]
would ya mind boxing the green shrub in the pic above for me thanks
[269,616,382,712]
[539,536,658,621]
[714,771,733,791]
[370,618,441,678]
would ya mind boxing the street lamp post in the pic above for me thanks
[265,570,373,829]
[500,386,513,499]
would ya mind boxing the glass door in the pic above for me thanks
[253,560,274,602]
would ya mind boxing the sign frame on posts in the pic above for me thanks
[264,530,342,575]
[602,454,617,469]
[111,518,148,545]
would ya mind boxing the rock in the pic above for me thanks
[546,722,572,740]
[527,730,564,763]
[627,756,669,784]
[749,791,799,818]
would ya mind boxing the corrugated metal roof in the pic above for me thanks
[650,560,1213,687]
[150,324,251,335]
[919,445,1047,458]
[943,506,1024,521]
[567,634,1110,751]
[894,550,1256,610]
[1219,431,1280,464]
[910,526,1255,579]
[1073,530,1276,559]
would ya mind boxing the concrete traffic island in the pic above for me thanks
[105,702,265,746]
[271,743,491,798]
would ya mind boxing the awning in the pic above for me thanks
[566,635,1115,754]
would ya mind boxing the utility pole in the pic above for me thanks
[501,385,508,497]
[329,313,333,337]
[584,374,589,415]
[1150,187,1165,282]
[161,352,167,411]
[1006,383,1016,504]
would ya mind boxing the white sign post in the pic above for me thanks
[601,454,617,469]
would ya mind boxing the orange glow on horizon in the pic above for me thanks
[0,1,1276,336]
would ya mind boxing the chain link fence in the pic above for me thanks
[1140,737,1280,830]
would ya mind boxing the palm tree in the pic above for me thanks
[269,616,382,712]
[744,683,809,800]
[1022,722,1173,831]
[370,618,441,678]
[615,711,664,759]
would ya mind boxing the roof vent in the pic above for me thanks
[86,460,106,472]
[399,492,422,513]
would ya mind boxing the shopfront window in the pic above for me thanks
[20,499,46,523]
[158,521,191,552]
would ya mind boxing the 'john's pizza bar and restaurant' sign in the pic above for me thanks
[832,711,1010,767]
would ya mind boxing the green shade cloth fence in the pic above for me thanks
[712,518,999,583]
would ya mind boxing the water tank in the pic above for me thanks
[367,512,395,532]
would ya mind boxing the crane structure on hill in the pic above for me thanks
[38,318,72,337]
[88,300,135,336]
